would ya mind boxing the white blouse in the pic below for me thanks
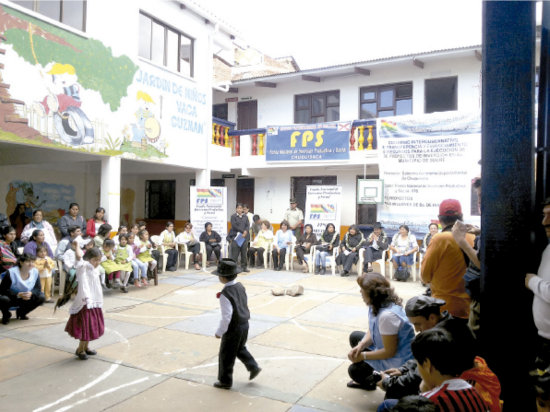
[69,259,103,315]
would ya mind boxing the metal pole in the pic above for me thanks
[481,1,536,409]
[537,1,550,244]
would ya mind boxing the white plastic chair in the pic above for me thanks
[316,246,338,275]
[359,248,388,278]
[150,235,169,273]
[177,241,207,269]
[269,237,295,271]
[301,245,315,273]
[56,259,66,297]
[387,250,419,281]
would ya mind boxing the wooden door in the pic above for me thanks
[237,100,258,130]
[237,178,255,212]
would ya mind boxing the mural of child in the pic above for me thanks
[132,91,161,144]
[38,63,94,146]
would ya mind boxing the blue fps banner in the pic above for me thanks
[266,121,351,161]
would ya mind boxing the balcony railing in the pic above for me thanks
[224,120,377,156]
[212,117,235,148]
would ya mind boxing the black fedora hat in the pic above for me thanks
[212,258,240,277]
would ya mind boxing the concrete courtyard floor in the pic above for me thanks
[0,263,424,412]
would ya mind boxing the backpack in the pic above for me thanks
[394,266,410,281]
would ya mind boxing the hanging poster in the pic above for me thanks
[377,112,481,233]
[266,121,351,162]
[304,185,343,237]
[190,187,227,240]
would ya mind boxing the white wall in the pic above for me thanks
[217,166,377,227]
[0,162,100,223]
[214,54,481,127]
[122,172,196,222]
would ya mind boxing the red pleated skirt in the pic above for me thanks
[65,307,104,341]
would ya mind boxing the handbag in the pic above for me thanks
[394,267,410,282]
[317,244,330,252]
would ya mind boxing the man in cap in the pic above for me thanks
[284,198,304,237]
[379,295,449,399]
[421,199,474,320]
[362,222,389,274]
[213,258,261,389]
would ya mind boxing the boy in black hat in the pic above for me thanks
[213,258,261,389]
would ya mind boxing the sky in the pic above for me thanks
[198,0,483,70]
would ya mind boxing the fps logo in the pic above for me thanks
[309,213,321,220]
[197,198,209,205]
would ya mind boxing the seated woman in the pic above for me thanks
[9,203,29,243]
[336,225,366,277]
[86,207,107,238]
[21,209,57,250]
[58,202,87,238]
[176,222,202,270]
[295,223,317,273]
[199,222,222,265]
[347,273,415,390]
[420,223,439,254]
[314,223,340,275]
[23,229,54,258]
[0,226,18,273]
[390,225,418,280]
[159,221,179,271]
[248,220,273,268]
[272,220,293,271]
[0,253,45,324]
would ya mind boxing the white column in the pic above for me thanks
[100,157,121,231]
[195,169,210,187]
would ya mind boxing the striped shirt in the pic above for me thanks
[423,378,489,412]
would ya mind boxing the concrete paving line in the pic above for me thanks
[168,353,345,377]
[32,328,130,412]
[292,358,350,409]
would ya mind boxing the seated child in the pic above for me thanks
[412,328,488,411]
[114,234,133,293]
[128,233,147,288]
[136,230,157,286]
[113,225,128,246]
[213,258,261,389]
[94,223,112,248]
[35,245,55,302]
[100,239,123,288]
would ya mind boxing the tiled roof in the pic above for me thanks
[232,45,482,83]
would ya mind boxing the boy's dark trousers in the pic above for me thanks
[218,323,258,386]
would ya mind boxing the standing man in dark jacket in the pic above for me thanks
[362,222,389,273]
[227,203,250,272]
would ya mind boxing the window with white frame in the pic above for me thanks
[139,12,194,78]
[359,82,413,119]
[294,91,340,124]
[12,0,86,31]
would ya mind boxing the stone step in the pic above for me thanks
[1,96,24,105]
[5,114,28,123]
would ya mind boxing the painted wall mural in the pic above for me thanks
[6,180,76,225]
[0,5,209,164]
